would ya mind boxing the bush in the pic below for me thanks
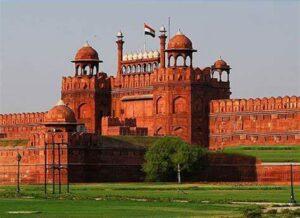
[142,137,206,182]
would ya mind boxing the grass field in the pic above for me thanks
[222,145,300,162]
[0,183,299,217]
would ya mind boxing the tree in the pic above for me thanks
[143,137,206,182]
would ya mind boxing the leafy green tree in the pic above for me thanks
[143,137,206,182]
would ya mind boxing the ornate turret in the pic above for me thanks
[72,42,102,76]
[211,57,231,82]
[165,30,196,67]
[44,100,78,132]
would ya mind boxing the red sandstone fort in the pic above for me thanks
[0,27,299,184]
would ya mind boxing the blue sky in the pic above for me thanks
[0,0,299,113]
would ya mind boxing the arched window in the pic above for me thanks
[176,55,184,66]
[169,56,175,67]
[132,65,136,73]
[173,96,186,113]
[185,56,191,66]
[136,65,141,73]
[156,97,165,114]
[221,72,227,82]
[122,66,127,74]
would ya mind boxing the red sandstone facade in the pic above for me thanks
[0,26,299,184]
[60,29,231,147]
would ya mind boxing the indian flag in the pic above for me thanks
[144,23,155,38]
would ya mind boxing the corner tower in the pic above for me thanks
[61,43,110,133]
[152,30,231,147]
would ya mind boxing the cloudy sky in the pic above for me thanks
[0,0,299,113]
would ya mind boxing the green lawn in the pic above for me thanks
[0,199,244,218]
[0,183,299,217]
[222,145,300,162]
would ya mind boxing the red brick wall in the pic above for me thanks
[0,133,146,185]
[209,96,300,149]
[194,153,300,184]
[0,112,46,140]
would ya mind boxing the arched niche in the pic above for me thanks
[173,96,186,114]
[173,126,183,137]
[78,103,90,119]
[156,127,164,136]
[156,97,165,114]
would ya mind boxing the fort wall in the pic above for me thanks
[0,133,146,184]
[0,112,46,140]
[209,96,300,149]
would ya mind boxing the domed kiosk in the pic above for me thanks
[44,100,78,132]
[211,58,231,82]
[72,42,102,76]
[166,30,197,67]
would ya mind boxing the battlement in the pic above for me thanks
[0,112,46,126]
[61,72,110,92]
[210,96,300,114]
[151,66,227,84]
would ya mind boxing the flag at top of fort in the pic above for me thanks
[144,23,155,37]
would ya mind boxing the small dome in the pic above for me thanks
[128,53,133,60]
[138,52,143,59]
[45,100,76,123]
[148,51,153,58]
[213,58,230,70]
[159,26,166,33]
[117,31,123,38]
[133,52,138,60]
[153,50,159,58]
[74,42,99,61]
[143,51,148,59]
[123,54,128,61]
[167,31,193,50]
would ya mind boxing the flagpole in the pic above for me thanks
[168,17,171,40]
[144,35,146,52]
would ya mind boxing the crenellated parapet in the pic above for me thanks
[210,96,300,114]
[0,112,46,126]
[209,96,300,149]
[61,72,110,92]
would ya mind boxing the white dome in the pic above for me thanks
[128,53,133,60]
[176,29,183,35]
[133,53,138,60]
[117,31,123,37]
[138,52,143,59]
[153,50,159,58]
[143,51,148,59]
[123,54,128,61]
[159,26,166,32]
[148,51,154,59]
